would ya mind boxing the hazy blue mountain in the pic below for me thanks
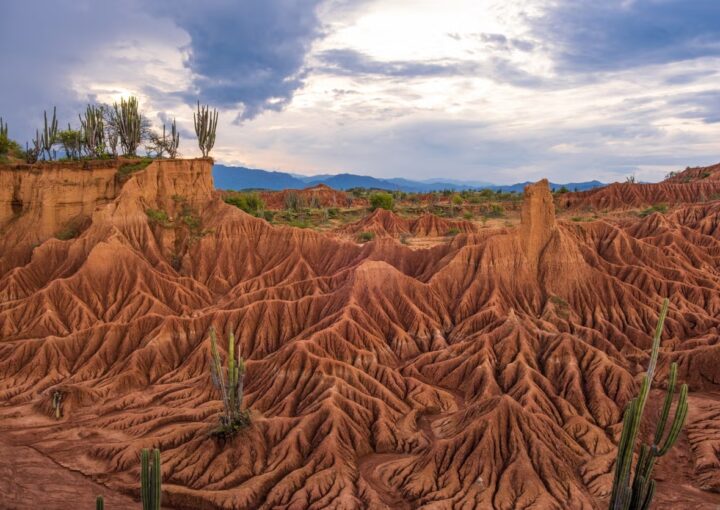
[214,165,308,190]
[213,165,605,193]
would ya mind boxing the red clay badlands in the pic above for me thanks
[2,160,720,509]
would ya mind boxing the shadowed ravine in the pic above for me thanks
[2,159,720,509]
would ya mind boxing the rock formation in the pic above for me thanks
[1,161,720,509]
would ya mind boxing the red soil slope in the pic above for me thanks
[258,184,363,209]
[558,162,720,211]
[337,208,477,238]
[2,163,720,509]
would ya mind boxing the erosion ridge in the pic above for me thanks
[2,160,720,509]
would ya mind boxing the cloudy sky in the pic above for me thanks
[1,0,719,183]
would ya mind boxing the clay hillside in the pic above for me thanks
[3,158,720,509]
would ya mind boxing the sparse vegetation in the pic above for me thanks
[446,227,460,236]
[608,299,688,510]
[208,327,251,439]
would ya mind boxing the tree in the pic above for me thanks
[369,192,394,211]
[146,119,180,159]
[194,101,218,158]
[57,124,84,159]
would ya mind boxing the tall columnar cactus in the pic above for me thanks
[80,105,106,157]
[95,495,104,510]
[167,118,180,158]
[0,116,7,138]
[140,448,161,510]
[41,107,59,160]
[209,327,248,435]
[113,97,142,156]
[193,101,218,158]
[609,299,689,510]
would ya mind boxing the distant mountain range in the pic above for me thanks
[213,165,605,193]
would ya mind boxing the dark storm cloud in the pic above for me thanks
[162,0,326,121]
[535,0,720,72]
[0,0,329,141]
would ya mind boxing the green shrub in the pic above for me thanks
[369,192,394,211]
[224,192,264,215]
[639,204,667,217]
[486,204,504,218]
[446,227,460,236]
[358,231,375,243]
[146,208,170,226]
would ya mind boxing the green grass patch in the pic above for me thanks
[118,158,152,178]
[639,204,668,218]
[358,231,375,243]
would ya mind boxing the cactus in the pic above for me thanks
[80,105,106,157]
[608,299,689,510]
[193,101,218,158]
[167,118,180,159]
[41,107,59,160]
[140,448,161,510]
[51,390,63,419]
[209,327,249,437]
[112,97,143,156]
[95,495,104,510]
[0,117,7,138]
[25,136,41,164]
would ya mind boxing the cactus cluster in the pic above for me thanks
[80,105,106,157]
[209,327,250,437]
[194,101,218,158]
[141,448,162,510]
[112,97,143,156]
[608,299,689,510]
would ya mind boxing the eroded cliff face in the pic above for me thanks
[0,159,214,275]
[1,165,720,510]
